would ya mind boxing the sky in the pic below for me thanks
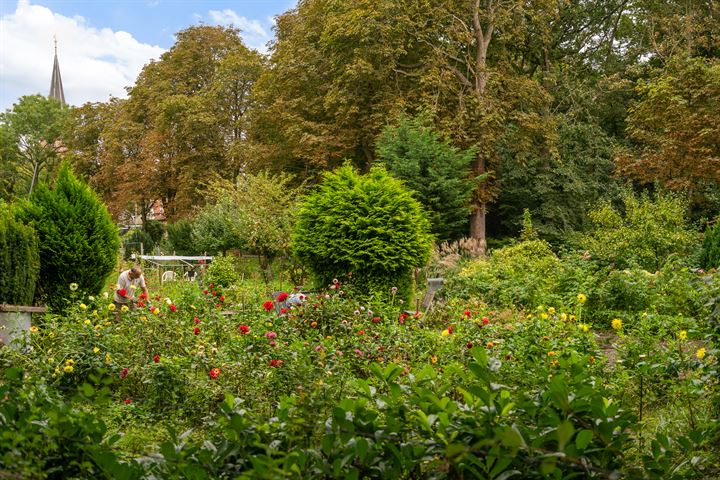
[0,0,297,111]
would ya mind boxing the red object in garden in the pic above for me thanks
[117,288,127,297]
[153,355,160,363]
[209,283,214,289]
[211,290,217,297]
[194,317,200,324]
[139,292,148,300]
[269,359,283,368]
[193,327,200,335]
[120,367,129,379]
[209,368,221,379]
[238,325,250,334]
[372,317,381,324]
[482,317,489,325]
[448,326,454,334]
[169,304,177,312]
[203,289,209,295]
[124,398,132,405]
[263,301,274,312]
[463,310,471,317]
[277,292,288,302]
[466,342,473,349]
[219,295,225,302]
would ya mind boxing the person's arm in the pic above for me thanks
[140,275,149,300]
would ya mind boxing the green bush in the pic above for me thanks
[14,163,120,309]
[293,165,433,300]
[122,228,154,259]
[164,219,195,255]
[0,206,40,305]
[578,190,698,271]
[207,254,240,289]
[699,221,720,270]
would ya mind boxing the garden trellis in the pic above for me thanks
[137,255,213,283]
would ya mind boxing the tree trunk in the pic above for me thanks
[470,152,487,254]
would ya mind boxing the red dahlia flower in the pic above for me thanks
[219,295,225,302]
[153,354,160,363]
[277,292,288,302]
[194,327,200,335]
[209,368,221,379]
[139,292,148,300]
[263,301,274,312]
[120,367,129,379]
[463,310,471,317]
[238,325,250,334]
[194,317,200,324]
[117,288,127,297]
[482,317,489,325]
[169,304,177,312]
[203,289,209,295]
[269,359,283,368]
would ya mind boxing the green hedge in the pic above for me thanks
[0,207,40,305]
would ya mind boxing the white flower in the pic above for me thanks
[69,283,78,291]
[88,296,95,301]
[103,292,109,299]
[165,298,173,305]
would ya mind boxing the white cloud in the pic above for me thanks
[0,0,165,110]
[208,8,271,53]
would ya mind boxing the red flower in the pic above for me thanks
[203,289,209,295]
[155,295,161,301]
[169,304,177,312]
[277,292,288,302]
[448,326,454,334]
[269,359,283,368]
[263,301,274,312]
[212,290,217,297]
[466,342,473,349]
[137,301,145,307]
[463,310,471,317]
[117,288,127,297]
[209,368,221,379]
[372,317,381,324]
[194,317,200,324]
[153,354,160,363]
[194,327,200,335]
[209,283,214,289]
[139,292,148,300]
[219,295,225,302]
[120,367,129,379]
[482,317,489,325]
[124,398,132,405]
[238,325,250,335]
[280,307,290,315]
[358,329,365,335]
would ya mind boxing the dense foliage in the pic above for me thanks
[14,164,120,309]
[376,115,477,242]
[293,165,432,299]
[0,206,40,305]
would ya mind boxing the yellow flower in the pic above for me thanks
[579,323,590,333]
[696,348,706,360]
[94,324,101,330]
[140,316,147,322]
[548,307,556,315]
[48,331,55,338]
[547,351,556,357]
[84,319,91,325]
[679,330,687,341]
[48,357,55,364]
[121,305,129,313]
[54,367,60,375]
[79,303,87,310]
[486,341,494,348]
[66,359,74,365]
[310,321,318,328]
[105,353,112,364]
[441,329,450,337]
[105,321,112,326]
[266,322,272,327]
[569,315,576,321]
[30,325,39,333]
[107,303,116,311]
[152,307,160,315]
[190,305,197,310]
[560,313,567,321]
[541,313,549,320]
[577,293,587,304]
[93,347,100,353]
[611,318,623,330]
[550,360,559,367]
[93,310,98,316]
[64,365,74,373]
[430,355,438,364]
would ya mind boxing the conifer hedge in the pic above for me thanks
[0,207,40,305]
[15,163,120,309]
[293,165,432,300]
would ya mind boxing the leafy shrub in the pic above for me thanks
[699,221,720,270]
[164,219,195,255]
[122,228,154,259]
[578,190,698,271]
[14,163,120,309]
[449,238,562,307]
[207,254,240,289]
[293,165,432,300]
[0,206,40,305]
[376,114,476,242]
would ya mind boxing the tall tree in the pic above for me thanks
[0,95,69,199]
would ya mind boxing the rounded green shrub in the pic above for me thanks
[292,164,433,300]
[0,206,40,305]
[207,254,240,289]
[14,163,120,310]
[699,221,720,270]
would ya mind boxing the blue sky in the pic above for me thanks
[0,0,297,110]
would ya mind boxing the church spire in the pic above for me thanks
[49,36,66,105]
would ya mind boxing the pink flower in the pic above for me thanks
[265,331,277,339]
[120,367,129,379]
[194,317,200,324]
[315,345,323,352]
[354,349,364,357]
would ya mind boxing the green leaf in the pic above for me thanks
[557,420,575,451]
[575,429,593,450]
